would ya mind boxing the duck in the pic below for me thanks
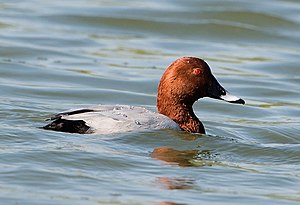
[43,57,245,135]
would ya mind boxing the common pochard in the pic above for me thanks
[43,57,245,134]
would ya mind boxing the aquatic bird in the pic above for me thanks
[43,57,245,134]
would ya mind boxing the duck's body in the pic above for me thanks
[44,105,180,134]
[44,57,245,134]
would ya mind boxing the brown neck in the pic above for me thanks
[157,93,205,134]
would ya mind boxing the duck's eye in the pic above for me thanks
[193,68,202,75]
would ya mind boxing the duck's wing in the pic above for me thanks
[46,108,95,121]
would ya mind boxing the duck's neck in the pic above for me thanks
[157,96,205,134]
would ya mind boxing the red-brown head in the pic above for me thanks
[157,57,244,133]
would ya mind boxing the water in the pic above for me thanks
[0,0,300,204]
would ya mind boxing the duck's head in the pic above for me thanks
[157,57,244,133]
[157,57,245,107]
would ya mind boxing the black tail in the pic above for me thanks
[43,119,92,134]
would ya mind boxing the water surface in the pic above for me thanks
[0,0,300,204]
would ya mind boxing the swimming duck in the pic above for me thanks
[43,57,244,134]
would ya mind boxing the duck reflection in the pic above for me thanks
[151,147,215,167]
[154,177,193,205]
[156,176,194,190]
[157,201,187,205]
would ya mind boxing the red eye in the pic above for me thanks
[193,68,201,75]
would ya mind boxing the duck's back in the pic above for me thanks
[43,105,181,134]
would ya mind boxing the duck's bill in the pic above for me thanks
[207,76,245,105]
[219,92,245,104]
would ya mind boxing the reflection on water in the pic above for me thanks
[151,147,220,167]
[151,147,199,167]
[157,201,187,205]
[156,177,194,190]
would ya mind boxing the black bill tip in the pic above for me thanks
[229,98,245,105]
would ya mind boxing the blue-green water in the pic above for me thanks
[1,0,300,204]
